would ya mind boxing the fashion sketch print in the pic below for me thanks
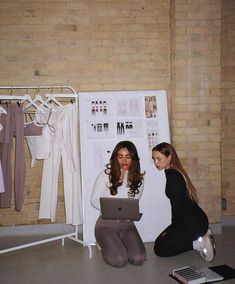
[145,96,158,151]
[145,96,157,118]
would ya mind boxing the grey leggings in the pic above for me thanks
[0,104,25,211]
[95,217,146,268]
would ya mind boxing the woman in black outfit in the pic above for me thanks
[152,142,216,262]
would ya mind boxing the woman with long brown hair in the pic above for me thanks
[91,140,146,268]
[152,142,216,262]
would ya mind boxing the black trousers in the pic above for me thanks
[154,208,208,257]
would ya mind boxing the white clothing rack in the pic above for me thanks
[0,85,77,94]
[0,85,92,258]
[0,95,27,100]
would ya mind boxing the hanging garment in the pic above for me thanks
[24,121,43,136]
[0,106,7,133]
[0,104,25,211]
[38,104,83,225]
[25,125,52,168]
[0,160,5,193]
[24,109,53,168]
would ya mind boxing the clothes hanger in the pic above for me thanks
[33,94,53,109]
[45,93,78,107]
[23,87,52,109]
[23,94,45,113]
[45,94,63,107]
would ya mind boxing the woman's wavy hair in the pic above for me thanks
[105,140,144,197]
[152,142,198,203]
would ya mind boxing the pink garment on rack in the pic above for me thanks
[0,104,25,211]
[0,160,5,193]
[24,121,43,136]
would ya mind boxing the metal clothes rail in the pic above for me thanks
[0,85,76,94]
[0,85,92,258]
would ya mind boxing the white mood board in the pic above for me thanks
[79,90,171,245]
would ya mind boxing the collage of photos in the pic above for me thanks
[85,95,159,149]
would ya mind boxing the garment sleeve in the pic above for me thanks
[166,171,186,224]
[90,170,108,210]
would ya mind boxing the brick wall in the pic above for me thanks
[221,0,235,216]
[0,0,230,227]
[170,0,221,223]
[0,0,170,226]
[0,0,170,91]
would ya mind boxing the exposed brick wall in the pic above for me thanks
[0,0,231,227]
[0,0,171,226]
[0,0,170,91]
[221,0,235,216]
[170,0,222,223]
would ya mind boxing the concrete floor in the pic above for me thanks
[0,227,235,284]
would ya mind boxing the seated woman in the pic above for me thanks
[91,140,146,268]
[152,142,216,262]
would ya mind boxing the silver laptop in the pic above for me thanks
[100,197,142,221]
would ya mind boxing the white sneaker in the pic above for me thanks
[199,228,216,262]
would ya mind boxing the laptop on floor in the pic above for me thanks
[100,197,142,221]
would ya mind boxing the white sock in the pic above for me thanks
[193,237,205,251]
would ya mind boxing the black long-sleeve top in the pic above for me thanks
[165,168,201,225]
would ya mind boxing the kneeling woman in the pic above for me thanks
[91,141,146,268]
[152,142,216,262]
